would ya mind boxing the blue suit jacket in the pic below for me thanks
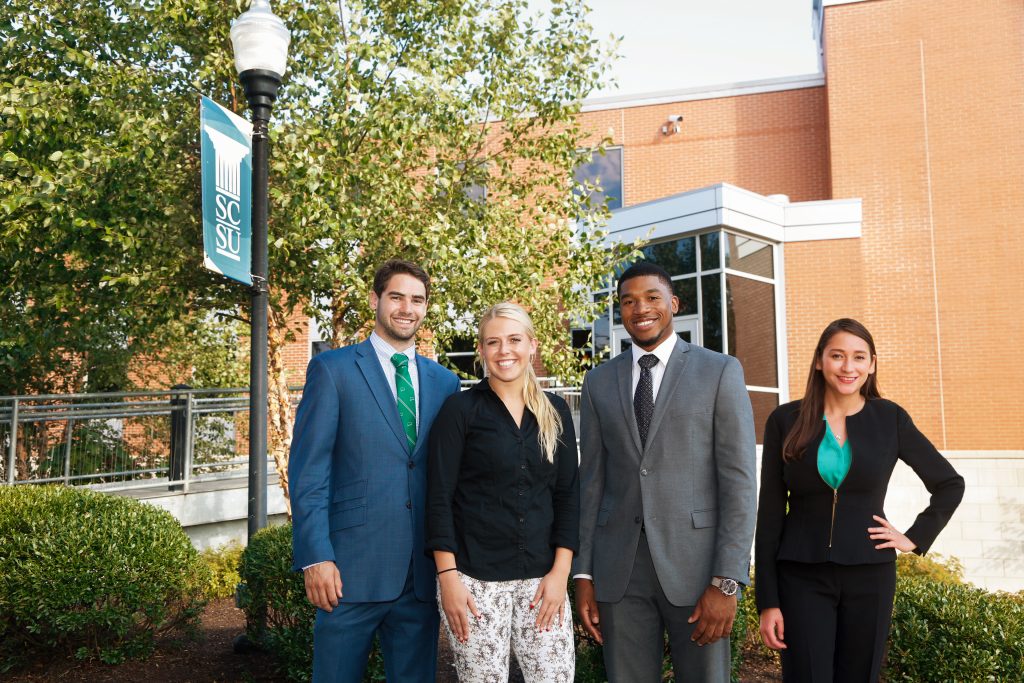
[289,339,461,602]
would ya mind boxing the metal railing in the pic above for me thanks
[1,381,580,493]
[0,388,277,493]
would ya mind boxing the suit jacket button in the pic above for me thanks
[405,500,412,509]
[634,516,641,523]
[408,461,415,469]
[640,468,648,476]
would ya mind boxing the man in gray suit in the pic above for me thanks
[573,261,756,682]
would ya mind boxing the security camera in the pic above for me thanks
[668,114,683,122]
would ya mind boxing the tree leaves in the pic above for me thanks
[1,1,244,394]
[2,0,634,396]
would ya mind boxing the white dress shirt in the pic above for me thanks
[369,330,420,431]
[630,332,678,403]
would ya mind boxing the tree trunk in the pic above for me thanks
[267,307,294,518]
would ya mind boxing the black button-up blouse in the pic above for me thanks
[426,379,580,581]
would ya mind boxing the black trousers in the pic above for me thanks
[777,560,896,683]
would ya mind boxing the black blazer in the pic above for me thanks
[755,398,964,611]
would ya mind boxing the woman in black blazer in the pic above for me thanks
[755,319,964,683]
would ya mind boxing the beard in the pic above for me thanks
[377,315,421,344]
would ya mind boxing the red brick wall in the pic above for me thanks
[274,0,1024,454]
[280,308,310,387]
[579,86,832,206]
[787,0,1024,449]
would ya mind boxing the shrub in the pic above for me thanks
[887,576,1024,681]
[896,551,964,584]
[0,485,209,670]
[236,523,391,682]
[237,523,315,682]
[202,541,245,599]
[730,581,773,682]
[570,572,754,682]
[737,555,1020,681]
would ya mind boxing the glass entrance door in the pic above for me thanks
[610,317,700,357]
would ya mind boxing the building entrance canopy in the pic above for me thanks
[580,183,862,443]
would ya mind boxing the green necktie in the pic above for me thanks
[390,353,417,450]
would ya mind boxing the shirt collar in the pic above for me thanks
[369,330,416,361]
[630,332,677,369]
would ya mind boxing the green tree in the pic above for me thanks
[0,0,248,395]
[278,0,630,382]
[2,0,635,501]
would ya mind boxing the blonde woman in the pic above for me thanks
[427,302,579,683]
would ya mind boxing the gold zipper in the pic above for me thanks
[828,488,838,548]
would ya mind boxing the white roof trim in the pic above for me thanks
[592,183,861,246]
[582,73,825,113]
[823,0,876,6]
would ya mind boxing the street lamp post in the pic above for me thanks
[230,0,290,541]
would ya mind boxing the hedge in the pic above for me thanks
[201,540,245,599]
[238,523,749,682]
[238,526,1023,682]
[887,577,1024,681]
[0,485,209,670]
[238,522,317,682]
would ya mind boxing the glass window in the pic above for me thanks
[454,161,488,203]
[464,181,487,204]
[574,147,623,211]
[593,292,611,357]
[671,277,697,317]
[726,275,778,387]
[571,328,592,355]
[749,391,780,444]
[311,341,333,357]
[641,237,697,275]
[595,228,779,397]
[446,335,481,379]
[701,274,723,352]
[700,232,721,270]
[724,234,773,278]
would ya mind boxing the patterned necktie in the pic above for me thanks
[634,354,659,447]
[390,353,417,450]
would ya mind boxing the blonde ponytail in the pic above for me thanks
[478,302,563,462]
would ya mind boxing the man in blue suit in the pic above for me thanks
[289,259,461,682]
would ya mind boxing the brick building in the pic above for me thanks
[286,0,1023,589]
[567,0,1023,590]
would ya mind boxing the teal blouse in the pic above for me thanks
[818,416,852,489]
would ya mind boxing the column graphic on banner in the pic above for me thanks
[201,96,253,285]
[205,127,249,262]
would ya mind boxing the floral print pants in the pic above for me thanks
[438,572,575,683]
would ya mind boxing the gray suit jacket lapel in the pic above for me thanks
[616,354,644,456]
[355,340,410,453]
[643,341,691,459]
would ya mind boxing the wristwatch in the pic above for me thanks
[710,576,739,596]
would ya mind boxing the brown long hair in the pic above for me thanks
[782,318,882,462]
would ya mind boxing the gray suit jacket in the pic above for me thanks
[572,340,757,606]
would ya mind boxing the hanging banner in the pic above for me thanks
[200,96,253,285]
